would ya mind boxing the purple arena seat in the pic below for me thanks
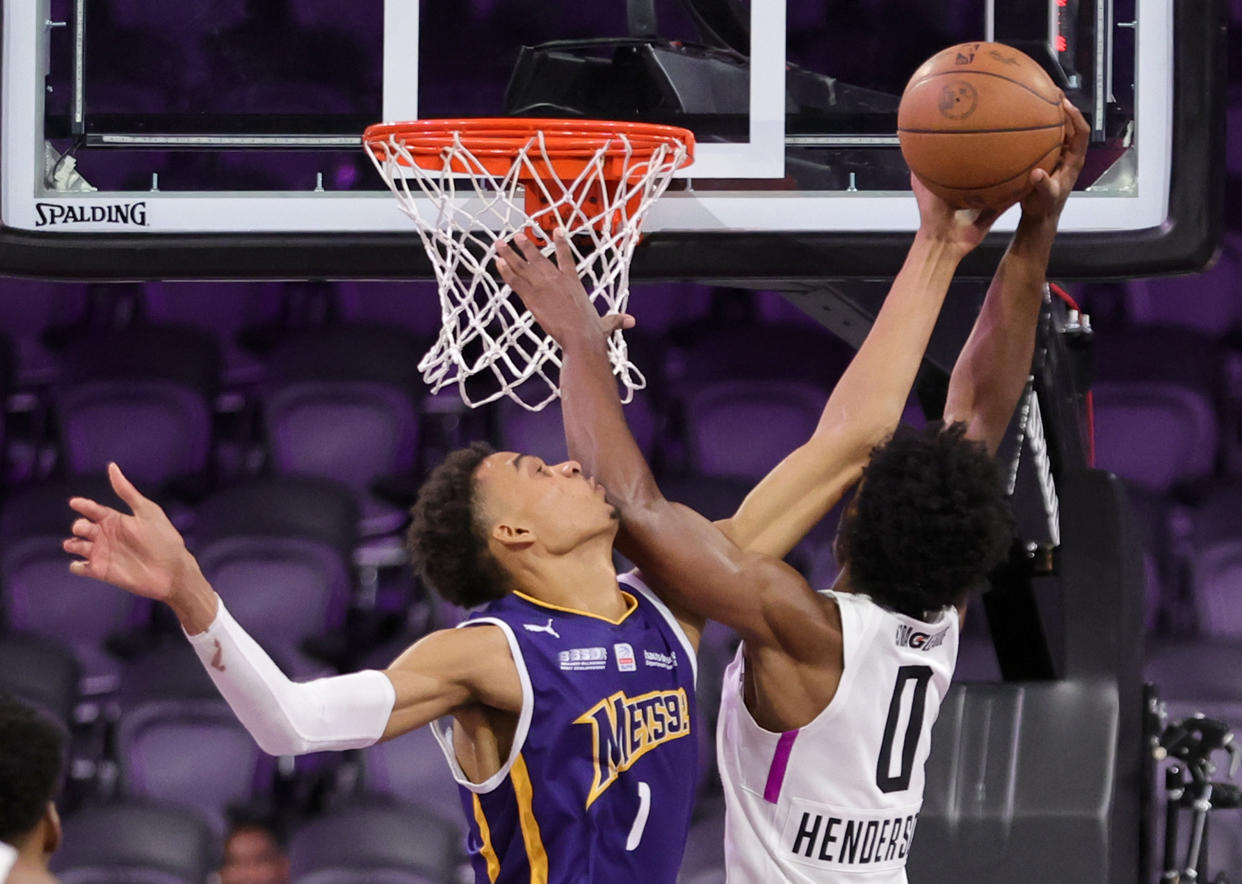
[117,636,221,707]
[115,699,269,836]
[0,477,150,694]
[260,324,424,537]
[191,477,357,677]
[494,388,660,465]
[682,379,828,480]
[50,800,215,884]
[1091,327,1223,493]
[1122,237,1242,337]
[1188,481,1242,638]
[666,323,848,479]
[624,283,717,336]
[50,326,221,488]
[288,802,463,884]
[334,281,445,337]
[142,282,286,387]
[0,280,88,387]
[0,632,81,728]
[361,726,469,839]
[1122,481,1175,633]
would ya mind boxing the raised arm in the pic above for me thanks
[943,98,1089,453]
[64,465,521,754]
[494,236,847,654]
[718,180,1007,558]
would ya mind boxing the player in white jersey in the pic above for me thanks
[499,100,1088,882]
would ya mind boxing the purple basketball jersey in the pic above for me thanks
[436,572,698,884]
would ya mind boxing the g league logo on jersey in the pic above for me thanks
[894,624,948,652]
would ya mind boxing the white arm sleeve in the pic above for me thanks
[184,598,396,756]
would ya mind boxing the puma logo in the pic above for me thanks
[210,639,226,672]
[523,619,561,639]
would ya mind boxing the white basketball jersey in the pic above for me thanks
[717,591,959,883]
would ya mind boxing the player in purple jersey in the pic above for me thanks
[497,100,1089,881]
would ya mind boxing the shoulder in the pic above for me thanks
[387,623,522,706]
[753,565,844,662]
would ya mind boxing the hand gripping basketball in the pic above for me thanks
[1019,98,1090,225]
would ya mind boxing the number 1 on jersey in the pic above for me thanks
[626,781,651,851]
[876,665,933,793]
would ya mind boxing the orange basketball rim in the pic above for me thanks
[363,118,695,234]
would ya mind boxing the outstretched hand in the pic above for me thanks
[63,463,194,603]
[1019,97,1090,225]
[495,230,635,347]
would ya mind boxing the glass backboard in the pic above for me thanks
[0,0,1225,280]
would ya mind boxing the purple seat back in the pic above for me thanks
[54,381,213,483]
[264,381,419,492]
[495,389,660,464]
[1,535,145,648]
[683,380,826,480]
[1092,381,1218,492]
[116,700,266,835]
[197,536,350,674]
[51,800,214,884]
[288,803,462,882]
[363,727,467,832]
[1124,240,1242,336]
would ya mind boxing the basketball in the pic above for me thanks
[898,42,1066,209]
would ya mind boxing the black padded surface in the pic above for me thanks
[908,680,1119,883]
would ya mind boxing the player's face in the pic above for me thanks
[220,829,289,884]
[475,451,619,553]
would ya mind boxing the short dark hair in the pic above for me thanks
[837,422,1013,618]
[0,693,66,843]
[407,442,512,608]
[226,803,287,849]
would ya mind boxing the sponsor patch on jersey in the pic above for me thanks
[894,623,949,652]
[784,798,919,873]
[643,649,678,670]
[575,688,692,807]
[560,647,608,671]
[614,642,637,672]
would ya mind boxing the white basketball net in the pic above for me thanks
[366,126,690,411]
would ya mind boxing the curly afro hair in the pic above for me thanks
[836,421,1013,619]
[407,441,513,608]
[0,693,65,842]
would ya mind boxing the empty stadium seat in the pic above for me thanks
[288,802,463,884]
[115,699,269,835]
[192,476,357,676]
[51,800,215,884]
[50,326,221,488]
[259,324,422,538]
[0,478,150,694]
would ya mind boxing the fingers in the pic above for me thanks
[68,559,100,579]
[63,537,92,558]
[599,313,636,335]
[1028,167,1054,198]
[68,496,115,523]
[71,518,98,540]
[509,232,538,262]
[1061,98,1090,167]
[551,229,577,274]
[108,462,150,515]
